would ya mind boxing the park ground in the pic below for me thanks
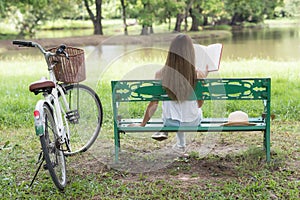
[2,122,299,199]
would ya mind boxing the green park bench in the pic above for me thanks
[111,78,271,162]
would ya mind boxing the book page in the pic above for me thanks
[194,43,223,72]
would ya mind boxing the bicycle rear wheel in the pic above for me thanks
[61,84,102,156]
[40,103,67,190]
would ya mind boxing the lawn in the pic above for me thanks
[0,49,300,199]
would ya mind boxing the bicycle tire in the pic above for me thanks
[40,103,67,190]
[60,84,103,156]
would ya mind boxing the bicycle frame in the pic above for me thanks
[31,43,71,149]
[34,86,71,144]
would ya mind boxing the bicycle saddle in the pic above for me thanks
[29,79,55,95]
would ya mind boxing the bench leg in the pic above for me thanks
[264,130,271,162]
[114,130,120,162]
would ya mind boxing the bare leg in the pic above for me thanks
[176,132,185,148]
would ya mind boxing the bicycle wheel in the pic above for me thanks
[60,84,102,156]
[40,103,67,190]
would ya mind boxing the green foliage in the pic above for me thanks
[198,0,226,20]
[283,0,300,16]
[225,0,263,24]
[0,0,293,36]
[155,0,185,24]
[3,0,83,37]
[224,0,285,24]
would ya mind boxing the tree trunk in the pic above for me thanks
[95,0,103,35]
[184,0,195,31]
[203,16,208,26]
[174,13,184,32]
[141,25,148,35]
[93,21,102,35]
[120,0,128,35]
[230,12,246,25]
[149,25,154,34]
[190,8,199,31]
[84,0,103,35]
[184,15,188,32]
[168,16,171,31]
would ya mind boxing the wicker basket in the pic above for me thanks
[48,46,86,83]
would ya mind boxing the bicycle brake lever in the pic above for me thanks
[64,51,69,60]
[56,44,69,60]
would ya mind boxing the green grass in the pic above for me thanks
[1,123,299,199]
[0,55,300,198]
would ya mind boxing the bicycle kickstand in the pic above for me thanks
[29,151,44,188]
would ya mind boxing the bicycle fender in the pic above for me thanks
[34,100,47,136]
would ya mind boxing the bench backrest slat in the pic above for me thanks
[111,78,271,102]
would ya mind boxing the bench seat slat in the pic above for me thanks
[118,124,266,132]
[119,117,264,124]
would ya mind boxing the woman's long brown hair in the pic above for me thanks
[162,34,196,101]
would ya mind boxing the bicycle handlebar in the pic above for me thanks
[12,40,35,47]
[13,40,48,56]
[12,40,69,59]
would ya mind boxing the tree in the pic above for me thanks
[189,0,225,31]
[172,0,186,32]
[264,0,284,19]
[183,0,194,31]
[189,3,202,31]
[284,0,300,16]
[225,0,266,25]
[120,0,128,35]
[3,0,77,38]
[0,1,9,18]
[156,0,180,31]
[139,0,155,35]
[83,0,103,35]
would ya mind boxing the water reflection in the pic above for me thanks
[85,44,168,83]
[2,26,300,61]
[199,27,300,61]
[36,29,94,39]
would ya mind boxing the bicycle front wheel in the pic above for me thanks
[61,84,103,156]
[40,103,67,190]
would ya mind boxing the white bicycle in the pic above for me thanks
[13,40,103,190]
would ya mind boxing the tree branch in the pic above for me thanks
[83,0,95,22]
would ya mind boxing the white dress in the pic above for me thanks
[162,100,201,122]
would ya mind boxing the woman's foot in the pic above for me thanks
[172,144,186,154]
[151,132,168,141]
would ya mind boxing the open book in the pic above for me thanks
[193,43,223,72]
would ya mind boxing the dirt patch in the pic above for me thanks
[68,145,246,192]
[69,141,248,178]
[1,34,174,50]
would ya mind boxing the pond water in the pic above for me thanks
[2,26,300,61]
[86,26,300,63]
[2,26,300,82]
[83,26,300,82]
[214,27,300,61]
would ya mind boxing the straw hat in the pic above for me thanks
[222,111,256,126]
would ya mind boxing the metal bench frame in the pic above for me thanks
[111,78,271,162]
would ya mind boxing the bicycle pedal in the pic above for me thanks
[66,110,80,124]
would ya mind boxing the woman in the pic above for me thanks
[132,34,207,153]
